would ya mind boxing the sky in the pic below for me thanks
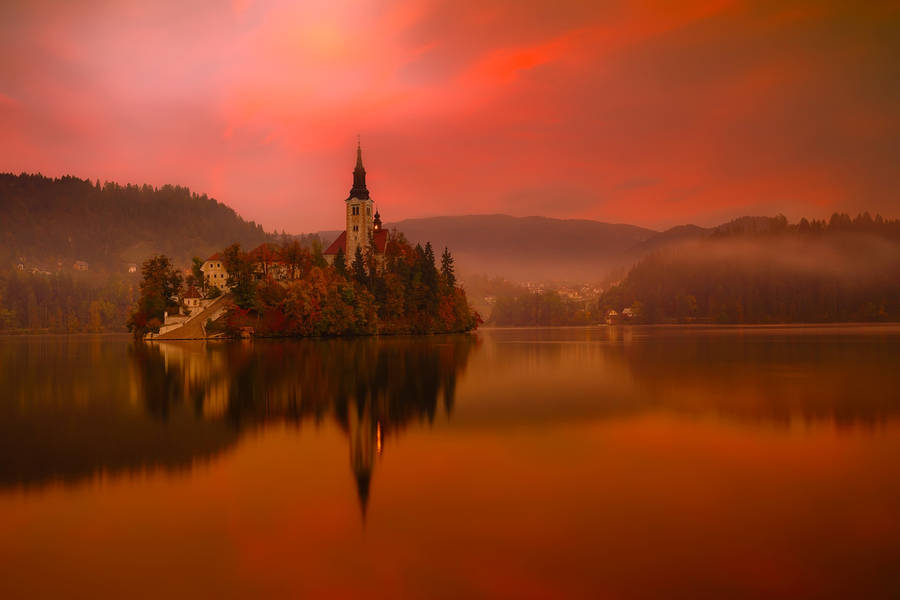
[1,0,898,233]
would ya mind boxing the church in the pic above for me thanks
[324,141,388,265]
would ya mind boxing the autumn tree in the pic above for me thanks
[223,243,256,309]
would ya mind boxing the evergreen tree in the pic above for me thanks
[189,257,205,290]
[127,255,183,337]
[352,246,368,286]
[440,247,456,288]
[334,247,347,278]
[310,237,328,268]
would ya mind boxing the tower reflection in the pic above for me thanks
[134,336,476,514]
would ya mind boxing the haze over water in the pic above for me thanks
[2,326,899,598]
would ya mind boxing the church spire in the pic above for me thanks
[348,136,370,200]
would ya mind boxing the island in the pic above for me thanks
[128,143,479,339]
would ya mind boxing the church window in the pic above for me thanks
[351,205,360,216]
[367,206,371,215]
[353,225,359,232]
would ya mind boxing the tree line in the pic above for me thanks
[490,291,592,326]
[0,267,135,333]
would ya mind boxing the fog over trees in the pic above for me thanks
[599,214,900,324]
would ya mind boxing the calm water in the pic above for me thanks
[2,326,900,598]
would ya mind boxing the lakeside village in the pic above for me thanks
[131,143,480,340]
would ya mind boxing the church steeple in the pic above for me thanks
[348,137,370,200]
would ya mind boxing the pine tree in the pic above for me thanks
[334,247,347,277]
[352,246,367,286]
[440,247,456,288]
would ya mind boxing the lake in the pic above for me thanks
[1,326,899,598]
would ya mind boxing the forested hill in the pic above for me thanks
[0,173,271,272]
[600,214,900,323]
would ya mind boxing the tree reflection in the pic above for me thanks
[133,336,476,514]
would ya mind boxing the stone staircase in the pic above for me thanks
[147,294,233,340]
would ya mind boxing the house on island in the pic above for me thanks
[324,140,388,266]
[201,243,293,292]
[201,253,228,291]
[183,287,202,309]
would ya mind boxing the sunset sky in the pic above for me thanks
[1,0,898,233]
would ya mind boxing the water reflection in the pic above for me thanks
[0,336,476,508]
[131,338,475,514]
[2,326,898,496]
[2,327,900,598]
[466,326,900,428]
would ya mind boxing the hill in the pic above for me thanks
[600,214,900,323]
[0,172,272,273]
[322,214,656,282]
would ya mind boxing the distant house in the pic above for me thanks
[127,263,137,274]
[73,260,89,271]
[622,307,635,319]
[606,309,620,325]
[15,262,24,271]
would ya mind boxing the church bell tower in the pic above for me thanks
[345,139,374,260]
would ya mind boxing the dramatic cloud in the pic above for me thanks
[0,0,898,232]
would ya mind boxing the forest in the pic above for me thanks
[599,213,900,323]
[0,268,135,333]
[489,291,592,326]
[0,172,271,272]
[128,231,480,338]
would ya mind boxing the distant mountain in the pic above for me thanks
[0,173,271,272]
[623,224,711,260]
[322,214,656,282]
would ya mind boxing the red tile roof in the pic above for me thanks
[206,252,223,261]
[183,287,201,299]
[323,230,388,255]
[323,231,347,255]
[374,229,388,253]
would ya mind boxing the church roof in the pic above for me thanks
[323,229,388,255]
[374,229,388,253]
[323,231,346,255]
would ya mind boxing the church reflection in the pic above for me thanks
[131,337,476,515]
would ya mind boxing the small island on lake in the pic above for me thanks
[128,143,479,340]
